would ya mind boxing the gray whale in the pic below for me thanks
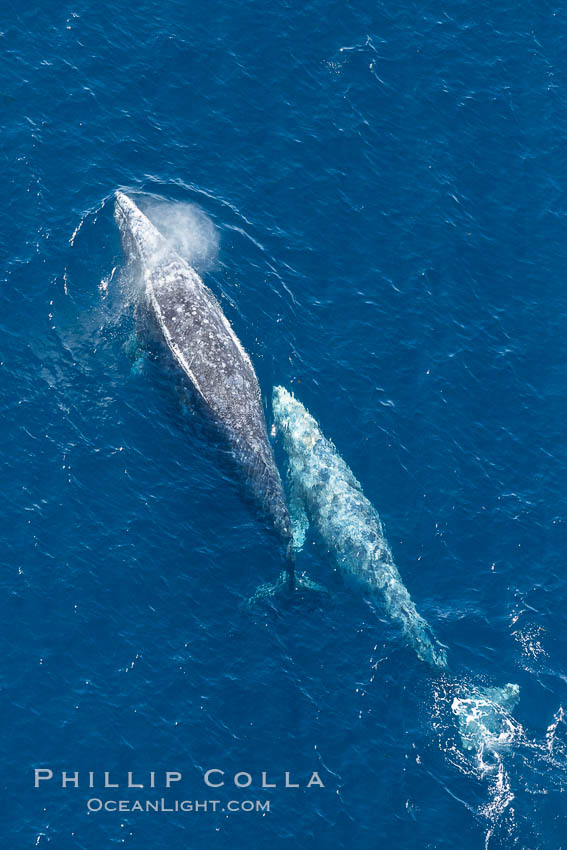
[114,192,293,570]
[272,386,446,667]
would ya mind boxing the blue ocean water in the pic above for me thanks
[2,0,567,847]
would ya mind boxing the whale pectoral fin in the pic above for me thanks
[130,354,148,375]
[288,480,310,552]
[243,570,329,613]
[243,571,289,612]
[295,572,329,594]
[123,330,148,376]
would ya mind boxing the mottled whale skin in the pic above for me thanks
[114,192,293,564]
[272,386,447,668]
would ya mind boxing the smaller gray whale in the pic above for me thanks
[114,192,293,573]
[272,386,447,668]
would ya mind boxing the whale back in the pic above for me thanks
[148,258,292,543]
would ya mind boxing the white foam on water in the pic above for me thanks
[451,683,521,763]
[430,677,521,847]
[431,677,567,848]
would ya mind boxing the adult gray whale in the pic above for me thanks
[272,386,447,668]
[114,191,294,575]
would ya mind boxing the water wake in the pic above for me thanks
[431,678,567,847]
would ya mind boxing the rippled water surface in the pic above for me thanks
[3,1,567,847]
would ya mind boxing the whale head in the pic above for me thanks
[114,191,168,267]
[272,386,320,455]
